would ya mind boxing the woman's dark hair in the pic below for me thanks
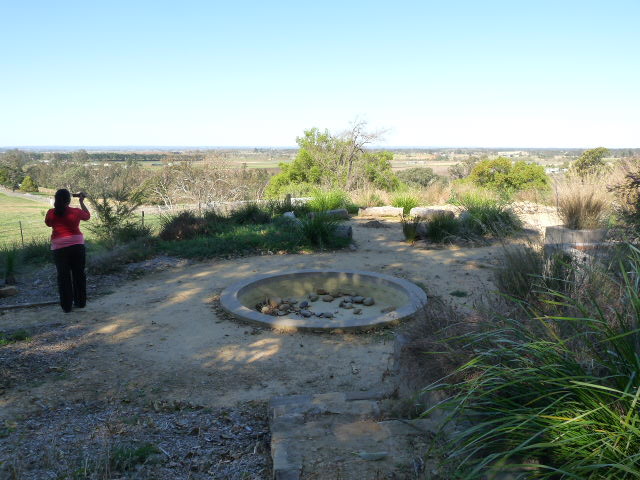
[54,189,71,216]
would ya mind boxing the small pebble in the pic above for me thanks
[308,294,319,302]
[353,308,362,315]
[380,306,395,313]
[316,288,328,295]
[362,297,375,306]
[269,297,282,308]
[299,300,309,309]
[300,310,312,318]
[352,296,365,304]
[322,295,334,302]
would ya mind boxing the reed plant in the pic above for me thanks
[425,244,640,478]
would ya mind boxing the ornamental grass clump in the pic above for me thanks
[425,245,640,478]
[392,192,420,216]
[457,193,522,237]
[424,212,460,243]
[556,181,609,229]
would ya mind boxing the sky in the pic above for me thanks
[1,0,638,148]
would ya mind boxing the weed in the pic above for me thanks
[0,329,30,346]
[448,290,468,297]
[110,443,161,471]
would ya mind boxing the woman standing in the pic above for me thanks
[44,189,91,313]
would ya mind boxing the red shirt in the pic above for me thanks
[45,207,91,239]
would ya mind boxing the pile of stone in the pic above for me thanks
[256,288,376,319]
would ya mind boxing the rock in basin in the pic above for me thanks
[219,270,427,332]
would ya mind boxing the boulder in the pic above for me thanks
[310,208,349,220]
[409,207,455,220]
[0,286,18,298]
[358,206,404,217]
[334,225,352,239]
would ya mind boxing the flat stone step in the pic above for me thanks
[269,392,440,480]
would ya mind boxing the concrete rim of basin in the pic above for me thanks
[219,269,428,332]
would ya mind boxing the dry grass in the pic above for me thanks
[555,177,611,229]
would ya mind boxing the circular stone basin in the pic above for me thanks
[219,270,427,331]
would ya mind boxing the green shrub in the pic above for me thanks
[424,212,460,243]
[469,157,549,195]
[296,213,346,248]
[458,193,522,237]
[401,216,421,243]
[397,167,440,188]
[158,224,302,258]
[113,223,153,244]
[571,147,610,177]
[228,203,271,225]
[425,247,640,477]
[19,175,38,192]
[391,192,419,215]
[609,160,640,231]
[308,188,353,212]
[158,211,208,241]
[88,238,158,274]
[493,244,545,300]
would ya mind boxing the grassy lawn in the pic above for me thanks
[0,193,51,246]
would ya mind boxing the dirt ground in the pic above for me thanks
[0,217,516,418]
[0,211,558,478]
[0,211,559,418]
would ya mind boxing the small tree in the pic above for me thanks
[469,157,549,194]
[572,147,609,177]
[19,175,39,192]
[448,156,479,180]
[265,121,398,196]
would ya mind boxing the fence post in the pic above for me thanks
[284,193,292,211]
[141,210,145,228]
[19,221,24,247]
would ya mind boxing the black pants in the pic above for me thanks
[53,244,86,312]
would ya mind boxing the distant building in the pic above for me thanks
[497,151,527,158]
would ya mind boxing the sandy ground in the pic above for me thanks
[0,215,553,421]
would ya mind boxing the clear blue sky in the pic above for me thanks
[1,0,638,148]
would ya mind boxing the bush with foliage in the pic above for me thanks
[469,157,549,195]
[571,147,610,177]
[609,159,640,232]
[397,167,440,188]
[19,175,38,192]
[448,156,479,180]
[265,124,399,196]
